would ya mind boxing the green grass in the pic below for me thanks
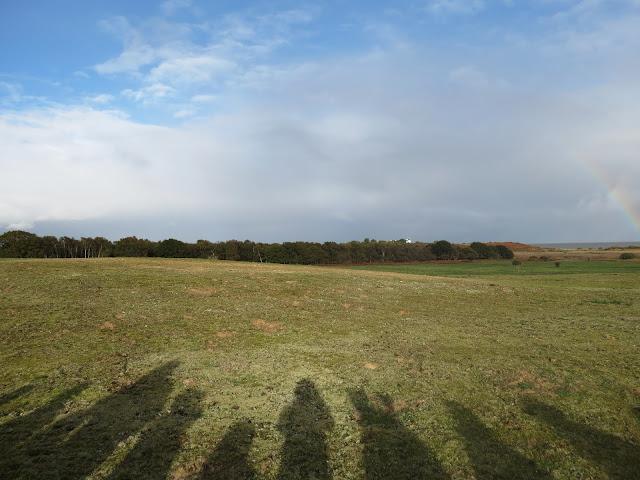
[1,258,639,479]
[350,258,640,278]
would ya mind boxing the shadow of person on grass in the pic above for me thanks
[0,384,35,408]
[0,382,89,476]
[107,387,204,480]
[277,378,334,480]
[198,419,258,480]
[522,397,640,479]
[447,401,552,480]
[349,389,449,480]
[0,361,182,480]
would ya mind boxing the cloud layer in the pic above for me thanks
[1,1,639,242]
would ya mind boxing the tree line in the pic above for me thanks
[0,231,513,264]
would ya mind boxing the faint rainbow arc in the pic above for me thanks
[585,162,640,237]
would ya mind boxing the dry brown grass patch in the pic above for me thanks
[252,318,284,334]
[509,369,556,396]
[215,330,238,338]
[387,399,408,414]
[53,329,70,338]
[185,287,215,295]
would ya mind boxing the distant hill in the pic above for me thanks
[486,242,542,251]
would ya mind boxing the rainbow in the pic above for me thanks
[586,162,640,237]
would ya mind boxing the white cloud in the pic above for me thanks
[122,83,175,102]
[160,0,193,17]
[148,55,233,85]
[92,6,317,107]
[425,0,485,15]
[0,107,207,228]
[449,65,489,88]
[536,0,640,57]
[3,43,640,242]
[0,82,22,103]
[191,94,217,102]
[173,109,196,118]
[94,44,158,75]
[87,94,114,104]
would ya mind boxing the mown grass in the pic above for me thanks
[0,258,639,479]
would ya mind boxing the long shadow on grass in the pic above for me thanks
[107,387,204,480]
[447,401,552,480]
[0,384,35,408]
[349,389,449,480]
[276,378,334,479]
[0,361,184,480]
[198,419,257,479]
[0,383,89,471]
[522,398,640,478]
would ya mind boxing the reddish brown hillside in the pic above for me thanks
[487,242,542,251]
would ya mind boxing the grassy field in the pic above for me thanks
[0,257,639,479]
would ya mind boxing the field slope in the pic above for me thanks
[1,258,639,479]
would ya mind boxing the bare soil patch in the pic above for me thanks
[486,242,542,251]
[252,318,284,334]
[215,330,238,338]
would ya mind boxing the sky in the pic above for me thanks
[1,0,639,244]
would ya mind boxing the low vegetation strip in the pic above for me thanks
[0,230,515,264]
[0,258,638,479]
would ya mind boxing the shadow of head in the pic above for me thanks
[280,378,334,430]
[293,378,322,402]
[348,388,400,423]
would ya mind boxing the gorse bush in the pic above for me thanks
[620,252,637,260]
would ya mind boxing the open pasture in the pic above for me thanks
[1,258,639,479]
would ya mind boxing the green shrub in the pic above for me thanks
[620,252,637,260]
[469,242,498,259]
[431,240,454,259]
[512,260,522,266]
[495,245,515,259]
[459,246,479,261]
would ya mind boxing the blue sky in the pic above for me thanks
[1,0,639,243]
